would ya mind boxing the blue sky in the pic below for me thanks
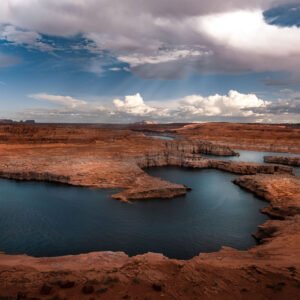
[0,0,300,123]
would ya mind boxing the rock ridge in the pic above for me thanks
[264,155,300,166]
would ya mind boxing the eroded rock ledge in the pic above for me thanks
[264,156,300,167]
[234,175,300,219]
[0,139,292,202]
[116,154,293,201]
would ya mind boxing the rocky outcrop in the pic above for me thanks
[264,155,300,166]
[208,160,293,175]
[234,175,300,219]
[172,139,238,156]
[0,170,70,183]
[137,152,293,175]
[113,185,188,201]
[112,173,188,201]
[136,140,238,168]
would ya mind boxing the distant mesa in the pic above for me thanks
[0,119,35,124]
[21,120,36,124]
[0,119,14,124]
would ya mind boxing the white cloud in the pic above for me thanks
[24,90,300,123]
[200,10,300,57]
[113,93,156,115]
[29,93,87,108]
[118,49,211,67]
[180,90,270,117]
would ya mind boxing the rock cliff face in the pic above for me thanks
[0,171,70,183]
[176,123,300,153]
[135,139,237,167]
[264,156,300,166]
[0,135,293,202]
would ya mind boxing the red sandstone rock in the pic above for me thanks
[0,123,299,299]
[264,155,300,166]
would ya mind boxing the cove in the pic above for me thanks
[0,169,267,259]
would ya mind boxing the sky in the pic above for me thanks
[0,0,300,123]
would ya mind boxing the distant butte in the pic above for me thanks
[0,122,299,299]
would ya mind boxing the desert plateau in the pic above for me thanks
[0,122,299,299]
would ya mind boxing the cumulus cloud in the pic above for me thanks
[113,93,156,115]
[180,90,270,117]
[23,90,300,123]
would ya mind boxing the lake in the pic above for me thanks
[143,132,176,140]
[0,168,267,259]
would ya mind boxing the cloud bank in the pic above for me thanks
[1,0,300,78]
[21,90,299,123]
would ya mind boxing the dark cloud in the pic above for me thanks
[1,0,300,79]
[245,98,300,115]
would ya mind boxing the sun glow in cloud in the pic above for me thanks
[200,10,300,57]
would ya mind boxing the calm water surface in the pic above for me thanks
[0,168,267,259]
[143,133,175,140]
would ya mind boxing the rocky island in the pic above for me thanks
[0,122,299,299]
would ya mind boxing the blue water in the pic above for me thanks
[204,150,300,176]
[0,168,267,259]
[143,133,175,140]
